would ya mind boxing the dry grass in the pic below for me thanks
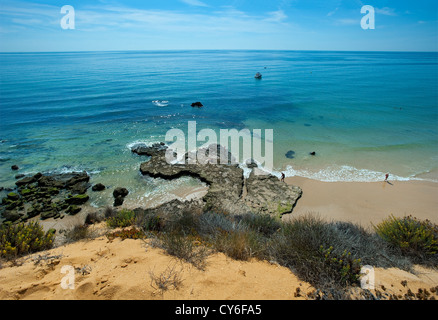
[148,261,184,294]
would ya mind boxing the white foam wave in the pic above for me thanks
[152,100,169,107]
[239,161,437,183]
[126,139,163,151]
[280,165,434,182]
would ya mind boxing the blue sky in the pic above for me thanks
[0,0,437,52]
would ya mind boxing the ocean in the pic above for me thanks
[1,50,437,208]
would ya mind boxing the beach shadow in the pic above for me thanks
[383,181,394,188]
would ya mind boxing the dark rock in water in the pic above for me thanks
[65,194,89,205]
[16,176,37,187]
[113,187,129,199]
[0,187,3,192]
[11,165,19,171]
[285,150,295,159]
[7,192,20,201]
[69,182,89,195]
[15,174,25,179]
[310,151,316,156]
[15,172,43,187]
[304,123,312,127]
[92,183,106,192]
[246,159,258,168]
[37,175,54,187]
[65,172,90,188]
[191,102,203,108]
[131,143,168,157]
[114,196,124,207]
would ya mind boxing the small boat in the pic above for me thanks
[254,72,262,79]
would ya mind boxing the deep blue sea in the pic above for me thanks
[1,50,437,207]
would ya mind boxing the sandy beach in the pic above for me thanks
[283,177,438,228]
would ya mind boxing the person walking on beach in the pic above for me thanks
[281,172,285,182]
[384,173,389,182]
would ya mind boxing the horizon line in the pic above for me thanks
[1,49,437,54]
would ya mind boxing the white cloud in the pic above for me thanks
[180,0,209,7]
[334,18,357,26]
[375,7,397,16]
[265,10,287,23]
[72,4,290,34]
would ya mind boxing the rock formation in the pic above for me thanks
[0,171,92,223]
[136,143,302,217]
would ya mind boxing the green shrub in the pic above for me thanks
[107,228,145,241]
[106,209,135,228]
[374,215,438,259]
[320,246,362,285]
[0,221,55,260]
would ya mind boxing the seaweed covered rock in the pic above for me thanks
[65,194,89,205]
[1,171,92,223]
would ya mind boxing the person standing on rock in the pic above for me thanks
[281,172,285,182]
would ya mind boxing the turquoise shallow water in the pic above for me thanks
[0,50,437,206]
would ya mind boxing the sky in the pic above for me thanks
[0,0,437,52]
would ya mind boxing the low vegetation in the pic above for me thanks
[0,221,55,260]
[1,205,437,299]
[106,209,136,228]
[133,210,437,298]
[107,228,145,241]
[374,215,438,265]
